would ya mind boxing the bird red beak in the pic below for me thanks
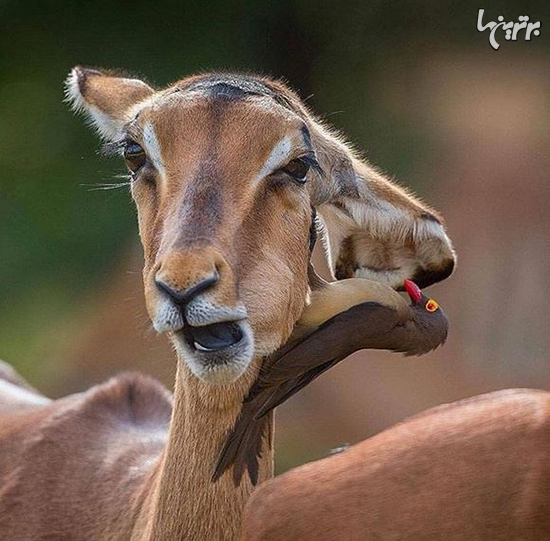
[404,279,423,304]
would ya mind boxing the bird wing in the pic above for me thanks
[259,302,402,383]
[213,302,403,486]
[254,358,340,419]
[252,303,404,418]
[212,401,272,486]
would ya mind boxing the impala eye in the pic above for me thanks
[123,141,146,173]
[425,299,439,313]
[281,158,310,183]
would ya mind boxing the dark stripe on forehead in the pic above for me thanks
[178,75,272,97]
[174,74,300,114]
[205,82,249,101]
[175,89,239,247]
[177,157,223,248]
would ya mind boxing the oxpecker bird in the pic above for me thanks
[214,278,449,485]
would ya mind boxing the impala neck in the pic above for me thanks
[143,359,274,540]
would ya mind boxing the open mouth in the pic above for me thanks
[171,315,254,383]
[182,321,245,353]
[160,295,251,366]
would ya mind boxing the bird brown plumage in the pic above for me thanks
[213,278,449,485]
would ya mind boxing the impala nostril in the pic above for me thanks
[155,271,219,306]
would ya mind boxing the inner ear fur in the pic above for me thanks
[305,119,455,289]
[65,66,154,140]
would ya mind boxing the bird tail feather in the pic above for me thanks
[212,400,271,486]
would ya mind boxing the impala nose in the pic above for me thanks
[155,272,219,306]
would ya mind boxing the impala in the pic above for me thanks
[0,67,455,540]
[243,389,550,540]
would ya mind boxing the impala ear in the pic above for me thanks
[307,121,456,289]
[65,66,154,140]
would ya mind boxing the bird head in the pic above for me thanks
[402,279,448,354]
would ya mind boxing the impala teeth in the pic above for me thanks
[194,342,215,352]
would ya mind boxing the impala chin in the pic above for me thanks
[171,319,255,384]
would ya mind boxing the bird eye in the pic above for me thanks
[425,299,439,312]
[123,141,146,173]
[281,158,310,183]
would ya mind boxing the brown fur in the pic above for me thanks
[0,68,457,540]
[243,389,550,540]
[0,371,169,539]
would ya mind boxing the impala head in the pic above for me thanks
[66,67,455,386]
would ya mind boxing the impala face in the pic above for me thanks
[67,69,456,385]
[131,89,313,383]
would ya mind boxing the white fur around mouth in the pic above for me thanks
[171,319,255,384]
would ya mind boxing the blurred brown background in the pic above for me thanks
[1,1,549,473]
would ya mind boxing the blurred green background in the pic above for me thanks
[1,0,549,472]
